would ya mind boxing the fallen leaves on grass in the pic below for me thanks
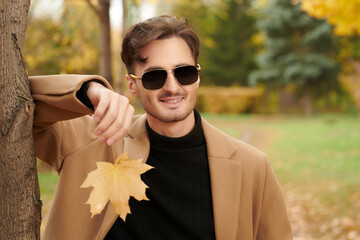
[81,151,153,220]
[286,189,360,240]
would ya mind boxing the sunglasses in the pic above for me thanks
[129,64,201,90]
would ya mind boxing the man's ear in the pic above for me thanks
[126,74,138,97]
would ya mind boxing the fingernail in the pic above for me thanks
[107,139,114,145]
[95,130,102,136]
[98,136,105,142]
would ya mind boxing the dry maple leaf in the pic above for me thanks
[81,151,153,221]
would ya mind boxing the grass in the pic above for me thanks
[38,170,58,203]
[265,115,359,184]
[203,113,360,186]
[38,113,360,238]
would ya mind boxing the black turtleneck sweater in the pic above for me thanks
[105,110,215,239]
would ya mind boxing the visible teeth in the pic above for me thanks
[164,99,181,103]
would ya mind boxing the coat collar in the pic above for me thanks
[99,114,242,240]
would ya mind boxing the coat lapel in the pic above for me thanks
[202,118,243,240]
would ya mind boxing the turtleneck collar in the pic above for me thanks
[146,109,204,149]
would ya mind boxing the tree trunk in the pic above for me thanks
[300,84,314,115]
[356,90,360,120]
[0,0,42,239]
[117,0,128,93]
[279,86,297,113]
[99,0,113,86]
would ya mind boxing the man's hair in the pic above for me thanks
[121,15,200,74]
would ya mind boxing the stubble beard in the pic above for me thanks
[146,108,192,123]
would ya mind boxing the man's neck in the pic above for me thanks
[146,111,196,138]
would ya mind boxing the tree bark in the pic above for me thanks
[0,0,42,239]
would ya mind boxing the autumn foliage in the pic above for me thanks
[301,0,360,36]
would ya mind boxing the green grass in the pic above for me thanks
[267,116,359,184]
[38,171,58,203]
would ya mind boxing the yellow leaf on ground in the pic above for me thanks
[81,152,153,221]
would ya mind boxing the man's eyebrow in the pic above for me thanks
[143,63,193,72]
[143,66,163,72]
[175,63,193,67]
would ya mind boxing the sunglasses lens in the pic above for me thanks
[174,66,199,85]
[140,65,198,90]
[142,70,167,90]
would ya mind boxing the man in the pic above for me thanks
[31,15,292,239]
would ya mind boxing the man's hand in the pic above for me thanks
[86,81,134,146]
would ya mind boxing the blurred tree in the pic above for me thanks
[301,0,360,115]
[203,0,258,86]
[86,0,144,91]
[25,0,145,91]
[249,0,339,114]
[118,0,128,93]
[337,37,360,71]
[0,0,42,238]
[117,0,142,92]
[24,1,100,75]
[172,0,258,86]
[85,0,113,85]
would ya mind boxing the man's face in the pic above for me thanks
[127,37,199,128]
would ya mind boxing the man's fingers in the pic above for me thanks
[104,105,134,145]
[93,92,110,122]
[94,94,120,137]
[88,82,133,144]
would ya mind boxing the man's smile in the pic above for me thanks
[160,97,184,104]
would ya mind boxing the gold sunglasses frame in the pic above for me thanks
[129,64,201,84]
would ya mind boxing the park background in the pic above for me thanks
[27,0,360,239]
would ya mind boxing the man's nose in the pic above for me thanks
[162,71,180,93]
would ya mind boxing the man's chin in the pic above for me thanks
[147,109,192,123]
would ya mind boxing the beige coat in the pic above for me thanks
[30,75,292,240]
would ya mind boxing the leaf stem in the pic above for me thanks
[112,145,116,162]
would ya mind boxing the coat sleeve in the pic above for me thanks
[256,157,293,240]
[30,74,112,171]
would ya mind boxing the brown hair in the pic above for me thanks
[121,15,200,74]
